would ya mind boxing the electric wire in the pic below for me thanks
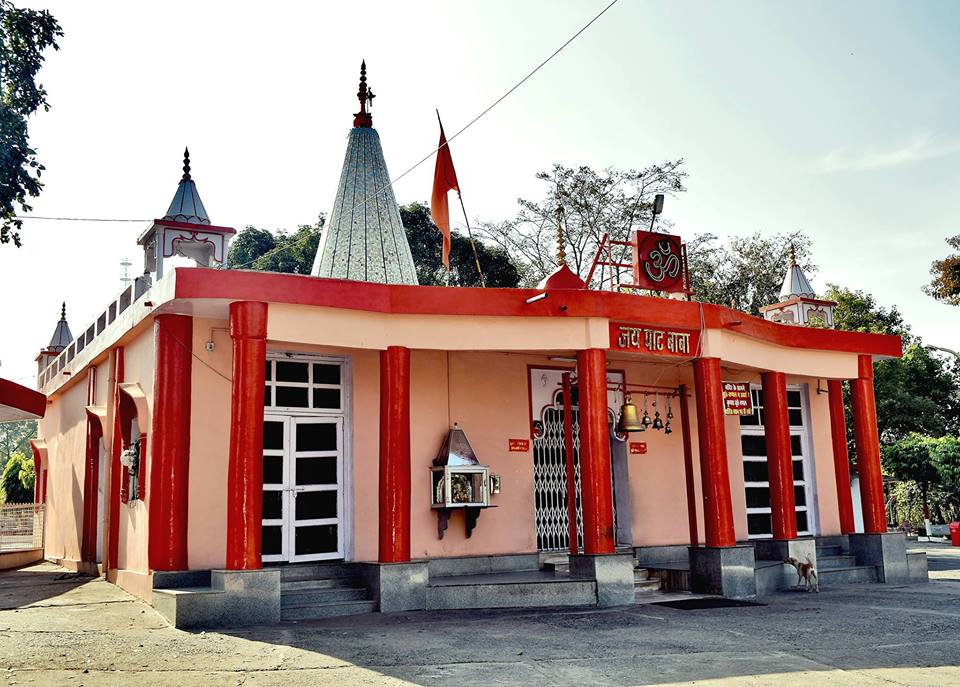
[13,2,620,275]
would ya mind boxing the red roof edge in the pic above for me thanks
[0,378,46,420]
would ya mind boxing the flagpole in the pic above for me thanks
[456,192,486,288]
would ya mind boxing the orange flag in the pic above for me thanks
[430,114,460,271]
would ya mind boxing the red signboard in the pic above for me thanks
[632,230,688,293]
[610,322,700,358]
[629,442,647,455]
[508,438,530,453]
[722,381,753,415]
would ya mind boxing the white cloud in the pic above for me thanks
[819,132,960,173]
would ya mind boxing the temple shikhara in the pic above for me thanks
[22,65,927,628]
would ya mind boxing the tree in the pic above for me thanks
[824,285,913,342]
[226,215,325,274]
[477,162,687,287]
[0,1,62,247]
[825,285,958,442]
[930,435,960,519]
[925,234,960,306]
[0,419,35,464]
[400,202,520,287]
[882,433,940,518]
[687,231,816,315]
[0,450,34,503]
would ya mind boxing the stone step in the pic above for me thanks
[281,599,377,621]
[818,565,878,586]
[281,585,369,606]
[278,562,361,582]
[426,578,597,610]
[634,578,661,594]
[634,568,649,582]
[816,545,844,557]
[281,577,364,591]
[646,567,692,593]
[817,555,857,570]
[541,557,569,573]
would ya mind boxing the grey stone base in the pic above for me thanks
[361,562,429,613]
[569,553,635,606]
[153,568,281,629]
[907,550,929,583]
[689,545,757,599]
[848,532,910,584]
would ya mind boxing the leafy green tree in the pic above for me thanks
[0,419,35,464]
[925,234,960,306]
[227,215,325,274]
[0,450,34,503]
[400,202,521,287]
[687,231,815,315]
[883,433,940,518]
[930,435,960,519]
[825,285,913,342]
[0,1,62,247]
[478,161,687,287]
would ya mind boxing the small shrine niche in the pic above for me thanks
[759,245,836,328]
[430,424,500,539]
[137,148,236,280]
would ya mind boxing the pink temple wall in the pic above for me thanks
[115,328,154,577]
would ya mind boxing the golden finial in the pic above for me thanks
[555,204,566,266]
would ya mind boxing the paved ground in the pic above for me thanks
[2,544,960,686]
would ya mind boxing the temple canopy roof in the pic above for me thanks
[162,148,211,225]
[48,302,73,352]
[311,62,418,285]
[779,244,816,299]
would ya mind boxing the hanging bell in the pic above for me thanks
[666,402,674,421]
[664,420,673,434]
[618,396,644,432]
[652,410,664,430]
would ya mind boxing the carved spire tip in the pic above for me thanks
[182,147,191,180]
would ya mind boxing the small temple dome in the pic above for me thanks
[162,148,211,225]
[311,62,418,285]
[48,302,73,352]
[779,244,816,299]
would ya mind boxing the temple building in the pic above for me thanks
[29,65,927,628]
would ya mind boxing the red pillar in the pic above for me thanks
[226,302,268,569]
[81,417,103,562]
[679,384,699,547]
[29,443,43,505]
[828,379,856,534]
[379,346,411,563]
[576,348,615,555]
[851,355,887,533]
[148,314,193,571]
[107,347,124,571]
[693,357,736,548]
[761,372,797,540]
[562,372,579,555]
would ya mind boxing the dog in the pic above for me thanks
[785,556,819,593]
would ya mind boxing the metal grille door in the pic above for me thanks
[533,404,583,552]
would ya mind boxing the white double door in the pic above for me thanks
[262,415,344,562]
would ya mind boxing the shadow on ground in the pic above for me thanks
[2,550,960,685]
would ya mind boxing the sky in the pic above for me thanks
[1,0,958,385]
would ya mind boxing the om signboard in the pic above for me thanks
[610,322,700,358]
[631,230,688,293]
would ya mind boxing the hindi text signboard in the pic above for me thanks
[722,382,753,416]
[508,438,530,453]
[629,442,648,455]
[610,322,700,358]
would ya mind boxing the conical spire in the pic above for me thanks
[779,242,816,299]
[48,302,73,352]
[162,147,211,225]
[311,63,418,285]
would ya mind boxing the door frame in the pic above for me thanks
[263,352,353,562]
